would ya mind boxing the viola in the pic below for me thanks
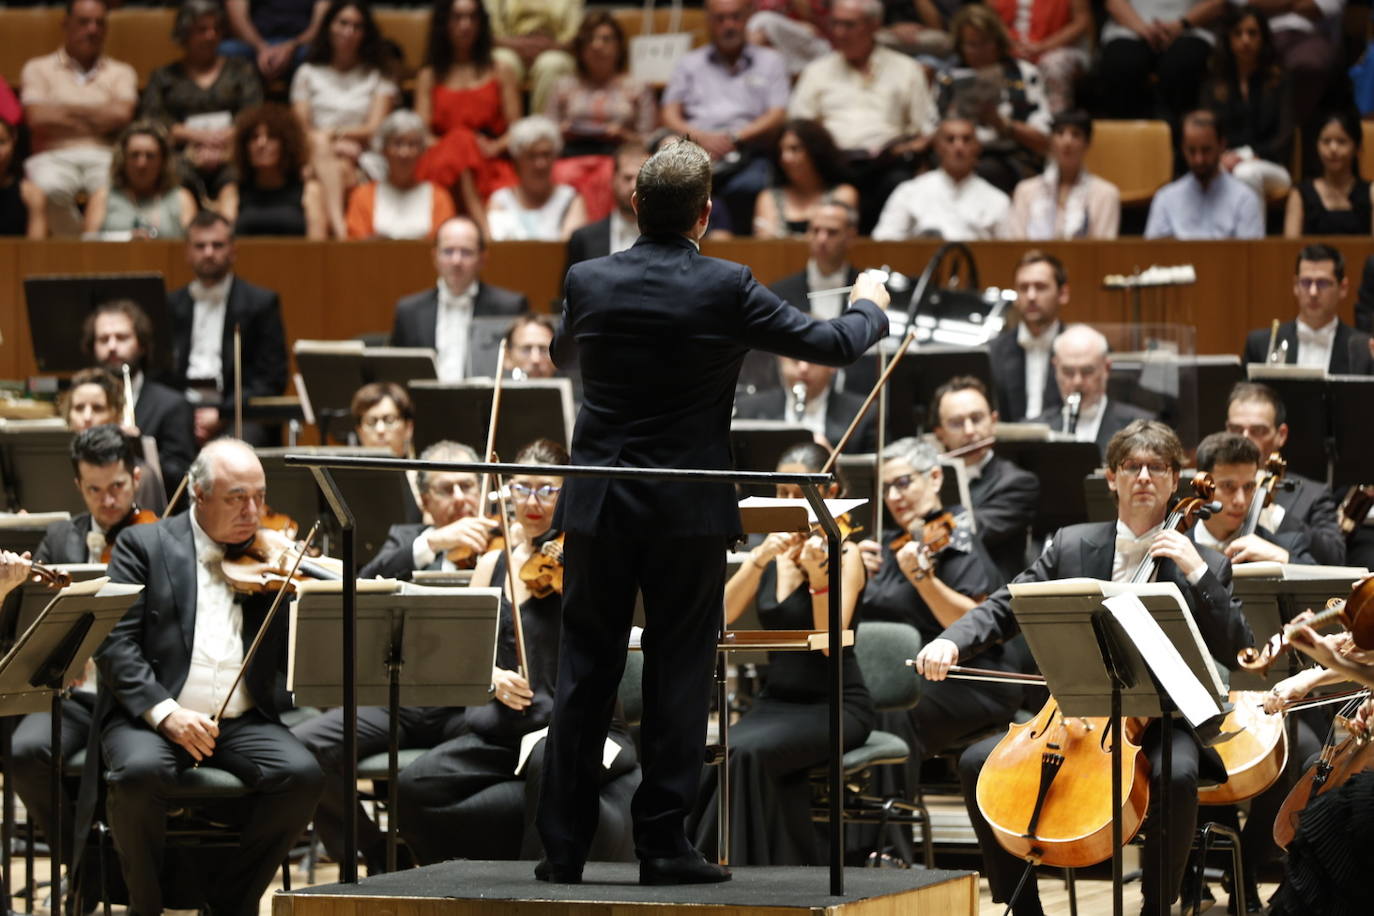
[1197,690,1288,806]
[520,531,565,599]
[889,510,957,554]
[100,508,159,563]
[220,525,341,595]
[1237,575,1374,674]
[17,557,73,590]
[445,518,505,569]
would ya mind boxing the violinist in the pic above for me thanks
[915,420,1253,916]
[1193,432,1316,565]
[396,439,639,864]
[60,367,168,514]
[98,438,323,916]
[931,376,1039,582]
[688,443,874,866]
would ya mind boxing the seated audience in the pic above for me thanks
[291,0,398,238]
[930,5,1052,193]
[1193,431,1315,564]
[488,0,581,116]
[346,109,457,240]
[60,368,168,514]
[734,354,876,453]
[503,315,557,380]
[1255,0,1343,122]
[564,142,648,270]
[415,0,520,207]
[487,116,588,242]
[789,0,933,233]
[20,0,136,236]
[691,443,872,866]
[747,0,833,75]
[0,117,45,238]
[1144,109,1264,240]
[1242,243,1374,375]
[767,200,859,317]
[1035,323,1154,457]
[141,0,264,213]
[1199,6,1294,200]
[662,0,790,235]
[989,0,1092,114]
[878,0,953,58]
[223,103,327,238]
[223,0,327,82]
[872,116,1010,241]
[988,250,1066,423]
[0,76,19,127]
[1284,110,1373,237]
[545,12,657,220]
[390,216,529,381]
[931,377,1040,583]
[1094,0,1224,120]
[99,439,324,916]
[1007,110,1120,240]
[351,380,423,521]
[752,119,858,239]
[84,121,197,240]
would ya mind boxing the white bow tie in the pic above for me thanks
[1297,324,1330,346]
[85,530,106,562]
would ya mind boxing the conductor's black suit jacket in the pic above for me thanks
[551,233,888,536]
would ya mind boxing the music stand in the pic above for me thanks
[730,421,814,499]
[23,274,172,374]
[1244,366,1329,483]
[1327,376,1374,488]
[256,447,397,560]
[288,580,501,870]
[294,342,439,443]
[0,513,70,558]
[0,425,83,515]
[842,346,994,436]
[995,439,1102,536]
[466,317,517,380]
[408,379,575,455]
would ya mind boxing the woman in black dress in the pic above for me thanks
[1284,109,1373,237]
[223,103,327,238]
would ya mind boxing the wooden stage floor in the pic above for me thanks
[271,860,978,916]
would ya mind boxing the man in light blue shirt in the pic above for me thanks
[1145,110,1265,240]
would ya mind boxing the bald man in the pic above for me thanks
[1034,323,1153,458]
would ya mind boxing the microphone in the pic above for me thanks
[791,382,808,423]
[1063,391,1082,435]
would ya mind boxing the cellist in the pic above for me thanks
[916,420,1253,916]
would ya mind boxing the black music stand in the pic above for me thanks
[0,425,83,515]
[23,274,172,375]
[995,438,1102,535]
[293,342,439,442]
[408,379,574,456]
[256,447,397,560]
[288,580,501,871]
[1328,376,1374,488]
[1244,367,1329,483]
[842,346,994,436]
[729,421,814,499]
[0,513,69,560]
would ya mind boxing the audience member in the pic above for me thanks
[789,0,933,233]
[487,116,588,241]
[20,0,137,236]
[346,109,457,239]
[564,142,648,269]
[752,119,858,239]
[223,0,327,82]
[872,116,1010,241]
[878,0,953,58]
[1007,109,1120,239]
[1144,110,1264,240]
[545,12,656,220]
[767,200,859,317]
[661,0,790,235]
[167,210,290,445]
[931,376,1040,583]
[84,298,197,496]
[1257,0,1344,121]
[1094,0,1224,120]
[141,0,264,213]
[930,4,1052,193]
[734,354,876,453]
[224,103,328,238]
[989,0,1092,113]
[504,315,557,380]
[1193,431,1316,564]
[1285,109,1372,237]
[84,121,197,240]
[1199,6,1294,200]
[390,216,528,380]
[99,439,324,916]
[292,0,398,238]
[1036,323,1153,457]
[416,0,520,205]
[0,76,20,128]
[746,0,833,75]
[1242,242,1374,374]
[351,380,423,521]
[0,117,45,238]
[988,250,1066,422]
[488,0,582,117]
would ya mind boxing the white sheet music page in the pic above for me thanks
[1101,592,1221,727]
[514,727,619,775]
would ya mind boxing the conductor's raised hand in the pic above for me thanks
[915,638,960,681]
[158,708,219,761]
[849,272,891,310]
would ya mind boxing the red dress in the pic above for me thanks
[418,77,517,201]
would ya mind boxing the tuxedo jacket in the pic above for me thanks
[968,454,1040,582]
[732,384,876,453]
[1356,255,1374,334]
[767,266,861,313]
[1242,319,1374,375]
[987,326,1063,422]
[941,520,1253,671]
[1036,398,1155,457]
[1273,473,1345,566]
[359,523,437,580]
[98,513,292,728]
[135,378,195,496]
[389,282,529,349]
[553,233,888,537]
[167,276,288,400]
[35,513,96,565]
[564,217,612,275]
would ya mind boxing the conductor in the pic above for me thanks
[535,139,890,885]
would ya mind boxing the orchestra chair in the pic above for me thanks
[809,621,933,869]
[1083,120,1174,207]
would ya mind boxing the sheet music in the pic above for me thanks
[736,497,868,523]
[1101,592,1221,727]
[514,726,619,775]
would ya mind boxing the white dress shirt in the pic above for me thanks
[1113,520,1208,584]
[186,275,232,386]
[798,387,830,442]
[1295,316,1338,372]
[1069,395,1106,445]
[1018,320,1059,419]
[609,209,638,255]
[806,260,849,320]
[434,279,478,382]
[411,526,461,572]
[1193,520,1229,553]
[871,168,1010,242]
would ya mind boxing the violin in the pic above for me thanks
[220,525,342,595]
[889,510,957,554]
[100,508,159,563]
[16,556,73,590]
[445,518,505,569]
[1339,485,1374,541]
[1237,576,1374,674]
[520,531,565,599]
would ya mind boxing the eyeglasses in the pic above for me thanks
[1117,461,1172,478]
[513,344,550,356]
[1297,277,1336,292]
[362,414,404,429]
[884,475,920,494]
[508,482,561,503]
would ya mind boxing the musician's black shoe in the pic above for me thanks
[639,851,731,885]
[534,860,583,884]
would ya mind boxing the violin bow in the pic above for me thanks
[211,520,321,724]
[476,340,509,524]
[490,457,530,684]
[233,323,243,442]
[163,472,191,519]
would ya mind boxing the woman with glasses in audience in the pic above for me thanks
[60,371,167,514]
[690,442,873,866]
[223,103,328,238]
[351,381,423,522]
[396,438,639,863]
[487,116,587,241]
[291,0,399,238]
[85,121,197,240]
[752,119,858,240]
[346,109,457,239]
[1284,109,1373,237]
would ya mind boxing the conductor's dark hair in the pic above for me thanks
[633,139,712,236]
[1195,431,1261,472]
[70,423,136,475]
[1227,381,1286,427]
[1104,419,1184,472]
[931,374,992,424]
[514,438,569,466]
[777,441,847,496]
[1295,243,1345,281]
